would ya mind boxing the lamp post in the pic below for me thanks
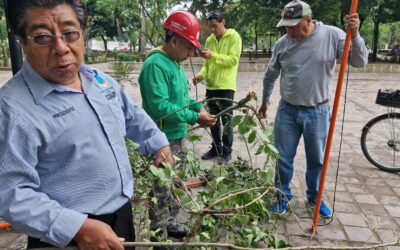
[4,0,23,75]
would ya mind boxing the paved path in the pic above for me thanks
[0,65,399,249]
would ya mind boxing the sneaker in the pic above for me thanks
[309,201,332,219]
[218,153,232,165]
[271,199,289,215]
[201,148,219,160]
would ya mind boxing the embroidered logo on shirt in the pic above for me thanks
[92,70,116,100]
[53,106,76,119]
[101,86,116,100]
[93,70,109,89]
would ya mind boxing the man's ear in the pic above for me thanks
[16,36,28,56]
[171,36,178,48]
[16,36,28,47]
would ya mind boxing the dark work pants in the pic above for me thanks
[206,89,235,155]
[27,201,135,249]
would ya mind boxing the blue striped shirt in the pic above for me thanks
[0,62,169,247]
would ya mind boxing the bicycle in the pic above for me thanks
[360,89,400,172]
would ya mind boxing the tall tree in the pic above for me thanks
[85,0,118,52]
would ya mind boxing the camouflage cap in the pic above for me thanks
[276,0,312,27]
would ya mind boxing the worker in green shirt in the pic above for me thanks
[139,10,216,246]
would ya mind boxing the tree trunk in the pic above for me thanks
[387,25,396,48]
[155,0,164,44]
[254,23,258,55]
[116,17,122,39]
[102,35,108,54]
[139,0,147,53]
[372,4,384,62]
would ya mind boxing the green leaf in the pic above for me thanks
[248,131,256,144]
[254,231,267,242]
[200,232,210,239]
[258,130,271,143]
[216,176,225,183]
[246,234,254,246]
[256,145,265,155]
[266,143,279,154]
[149,165,166,180]
[267,168,275,180]
[238,121,251,134]
[232,115,243,127]
[174,188,185,197]
[180,195,192,206]
[236,215,250,224]
[250,118,257,127]
[187,134,202,142]
[243,228,252,233]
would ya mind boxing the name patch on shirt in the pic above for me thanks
[101,86,116,100]
[53,106,76,119]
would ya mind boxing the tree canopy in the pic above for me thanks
[1,0,400,60]
[77,0,400,59]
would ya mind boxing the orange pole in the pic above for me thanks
[0,222,11,229]
[185,180,206,188]
[311,0,359,233]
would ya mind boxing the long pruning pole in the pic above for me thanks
[311,0,359,233]
[0,222,11,229]
[189,57,199,100]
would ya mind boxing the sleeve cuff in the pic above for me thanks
[142,131,170,154]
[352,33,362,43]
[43,208,87,247]
[186,111,198,126]
[262,94,271,103]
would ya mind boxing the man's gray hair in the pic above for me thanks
[6,0,87,41]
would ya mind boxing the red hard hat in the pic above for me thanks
[163,10,201,48]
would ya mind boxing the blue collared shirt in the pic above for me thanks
[0,62,169,247]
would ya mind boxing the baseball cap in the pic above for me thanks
[276,0,312,27]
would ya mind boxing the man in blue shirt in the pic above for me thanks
[0,0,173,249]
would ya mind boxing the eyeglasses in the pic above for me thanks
[27,30,82,46]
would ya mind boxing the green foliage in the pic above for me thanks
[178,157,285,247]
[84,52,108,64]
[125,95,289,247]
[111,61,135,83]
[187,0,399,55]
[113,51,139,61]
[129,32,139,51]
[126,139,154,198]
[85,0,118,45]
[360,18,400,50]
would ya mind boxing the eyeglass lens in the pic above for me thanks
[32,31,81,46]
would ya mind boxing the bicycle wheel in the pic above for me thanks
[361,112,400,172]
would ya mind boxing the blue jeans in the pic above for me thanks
[274,99,330,203]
